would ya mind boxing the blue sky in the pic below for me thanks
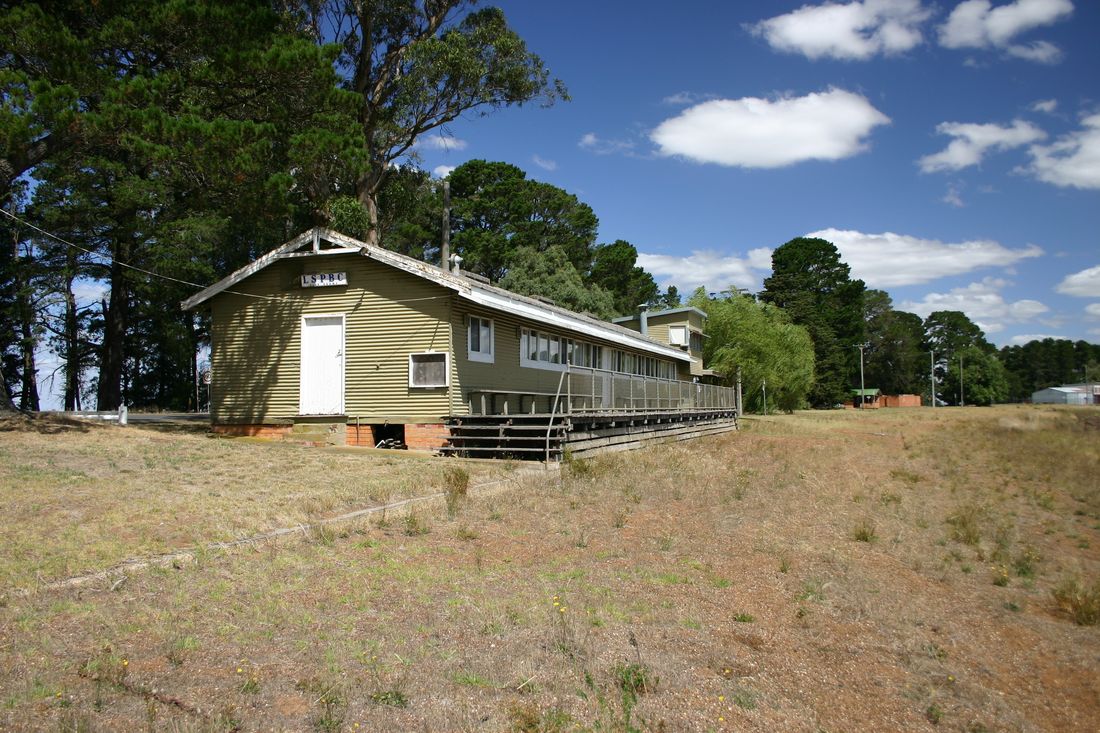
[414,0,1100,347]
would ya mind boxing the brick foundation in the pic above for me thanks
[212,424,291,439]
[345,423,377,447]
[403,423,450,450]
[214,421,450,450]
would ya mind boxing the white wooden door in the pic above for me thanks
[300,315,344,415]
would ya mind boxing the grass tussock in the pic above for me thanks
[1052,575,1100,625]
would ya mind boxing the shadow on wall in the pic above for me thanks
[209,290,301,425]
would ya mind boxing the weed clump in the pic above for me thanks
[403,511,430,536]
[852,518,877,543]
[369,689,409,707]
[443,465,469,518]
[947,504,983,545]
[1052,575,1100,625]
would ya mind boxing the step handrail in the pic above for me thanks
[545,367,568,463]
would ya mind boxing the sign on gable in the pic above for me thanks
[301,272,347,288]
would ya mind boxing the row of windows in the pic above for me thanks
[609,351,677,380]
[520,326,675,379]
[411,316,680,389]
[520,328,603,369]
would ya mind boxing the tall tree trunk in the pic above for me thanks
[11,230,38,411]
[0,360,14,411]
[62,267,79,411]
[96,239,129,410]
[18,316,38,411]
[356,162,387,245]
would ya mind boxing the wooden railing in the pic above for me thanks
[467,366,736,416]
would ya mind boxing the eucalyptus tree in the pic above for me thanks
[285,0,566,242]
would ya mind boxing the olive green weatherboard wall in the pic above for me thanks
[209,252,454,424]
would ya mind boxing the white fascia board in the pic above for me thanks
[358,246,472,296]
[181,229,318,310]
[460,289,692,362]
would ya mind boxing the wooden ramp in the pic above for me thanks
[440,409,737,461]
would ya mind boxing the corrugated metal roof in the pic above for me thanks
[182,227,691,362]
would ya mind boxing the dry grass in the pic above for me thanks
[1,406,1098,731]
[0,415,508,591]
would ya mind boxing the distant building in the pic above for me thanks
[850,388,881,409]
[1031,386,1094,405]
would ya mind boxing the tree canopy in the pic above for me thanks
[689,288,815,413]
[498,246,616,320]
[862,289,927,396]
[760,237,865,407]
[284,0,566,242]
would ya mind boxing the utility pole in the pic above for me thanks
[761,378,767,416]
[736,366,743,417]
[930,350,936,408]
[857,343,867,409]
[441,179,451,272]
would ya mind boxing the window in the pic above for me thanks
[668,325,688,346]
[467,315,493,363]
[409,352,449,388]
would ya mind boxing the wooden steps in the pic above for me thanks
[440,409,737,461]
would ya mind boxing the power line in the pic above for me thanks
[1,206,213,291]
[1,207,453,307]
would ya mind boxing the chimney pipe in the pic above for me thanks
[638,304,649,336]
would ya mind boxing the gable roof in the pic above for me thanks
[182,228,691,362]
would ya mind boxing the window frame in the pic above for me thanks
[668,325,689,346]
[467,315,494,364]
[408,351,450,389]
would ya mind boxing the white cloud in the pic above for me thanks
[418,134,467,151]
[1030,98,1058,114]
[748,0,932,60]
[808,228,1043,287]
[900,277,1049,333]
[578,132,635,155]
[532,155,557,171]
[1009,332,1062,344]
[637,248,773,291]
[73,279,108,304]
[943,182,966,207]
[651,88,889,168]
[938,0,1074,64]
[662,91,716,106]
[1025,113,1100,189]
[433,165,456,178]
[1056,264,1100,297]
[1084,303,1100,319]
[918,119,1046,172]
